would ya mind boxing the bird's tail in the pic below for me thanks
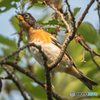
[78,73,98,90]
[65,65,98,90]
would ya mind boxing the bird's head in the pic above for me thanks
[15,13,43,30]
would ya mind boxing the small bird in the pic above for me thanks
[16,13,98,90]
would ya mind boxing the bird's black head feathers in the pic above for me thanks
[21,13,43,30]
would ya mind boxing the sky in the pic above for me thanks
[0,0,99,41]
[0,0,99,100]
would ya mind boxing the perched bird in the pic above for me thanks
[16,13,98,90]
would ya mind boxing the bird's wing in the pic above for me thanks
[50,36,81,72]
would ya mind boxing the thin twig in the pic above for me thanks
[1,61,100,100]
[49,4,71,33]
[76,0,95,28]
[77,31,100,57]
[0,43,43,63]
[76,31,100,69]
[90,52,100,70]
[65,0,75,25]
[49,2,76,71]
[97,0,100,30]
[14,29,22,64]
[78,41,100,69]
[1,60,45,87]
[2,65,33,100]
[1,60,64,100]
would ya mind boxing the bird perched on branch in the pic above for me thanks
[16,12,98,90]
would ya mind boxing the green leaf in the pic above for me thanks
[25,83,46,99]
[22,33,28,44]
[28,1,45,9]
[73,7,81,16]
[36,67,45,82]
[78,22,97,44]
[10,16,20,31]
[20,73,33,83]
[0,0,20,13]
[0,35,16,48]
[38,19,59,26]
[47,27,56,33]
[0,35,17,58]
[87,68,99,79]
[0,65,4,73]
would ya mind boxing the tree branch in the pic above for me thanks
[0,60,45,87]
[77,31,100,69]
[49,2,76,71]
[0,43,43,63]
[38,47,53,100]
[76,0,95,29]
[0,60,64,100]
[1,65,34,100]
[14,29,22,64]
[49,4,71,33]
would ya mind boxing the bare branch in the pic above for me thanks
[0,60,64,100]
[2,65,34,99]
[76,31,100,69]
[0,43,42,63]
[49,2,76,70]
[49,4,71,33]
[65,0,75,24]
[37,46,53,100]
[76,0,95,28]
[0,41,53,100]
[78,41,100,69]
[1,60,45,87]
[90,52,100,70]
[14,29,22,64]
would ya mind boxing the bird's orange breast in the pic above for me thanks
[28,28,55,44]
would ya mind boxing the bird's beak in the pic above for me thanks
[15,15,24,21]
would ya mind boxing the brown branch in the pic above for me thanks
[1,61,100,100]
[8,29,23,78]
[49,2,76,71]
[76,31,100,69]
[65,0,75,25]
[0,43,44,63]
[1,60,45,87]
[44,68,53,100]
[0,1,97,100]
[15,74,34,100]
[14,29,22,64]
[0,65,12,79]
[0,75,6,79]
[37,47,53,100]
[66,0,100,70]
[90,52,100,70]
[49,4,71,33]
[1,65,30,100]
[0,42,53,100]
[97,0,100,29]
[76,0,95,29]
[77,31,100,57]
[78,41,100,69]
[1,65,34,100]
[0,60,65,100]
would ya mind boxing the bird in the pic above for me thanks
[16,12,98,90]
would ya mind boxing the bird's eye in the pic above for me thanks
[24,14,29,18]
